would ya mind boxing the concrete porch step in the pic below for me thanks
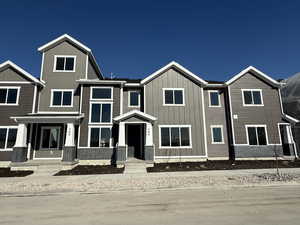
[124,160,147,174]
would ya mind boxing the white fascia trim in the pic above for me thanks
[141,61,208,85]
[124,83,141,87]
[114,109,157,122]
[0,61,44,86]
[283,114,299,123]
[11,115,84,120]
[226,66,280,87]
[32,85,37,113]
[76,79,126,84]
[29,111,80,114]
[38,34,91,52]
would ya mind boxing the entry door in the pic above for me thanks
[127,124,143,159]
[40,127,60,149]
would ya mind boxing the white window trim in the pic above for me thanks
[158,125,192,149]
[210,125,224,144]
[0,126,18,151]
[242,89,264,106]
[245,124,269,146]
[53,55,76,72]
[0,86,20,106]
[89,102,113,124]
[40,126,61,150]
[208,90,221,107]
[162,88,185,106]
[50,89,74,107]
[128,91,140,108]
[90,86,113,101]
[88,125,113,148]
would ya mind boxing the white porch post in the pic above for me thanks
[145,122,153,146]
[118,122,126,146]
[14,123,28,148]
[65,123,75,147]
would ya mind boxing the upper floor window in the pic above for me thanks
[163,88,184,106]
[91,87,112,100]
[209,90,221,107]
[128,91,140,107]
[211,125,224,144]
[0,87,20,105]
[246,125,267,146]
[242,89,263,106]
[51,90,73,107]
[0,127,17,150]
[90,103,112,123]
[54,55,76,72]
[159,125,192,148]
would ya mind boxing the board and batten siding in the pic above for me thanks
[229,72,282,145]
[204,88,229,158]
[145,68,206,157]
[38,41,87,112]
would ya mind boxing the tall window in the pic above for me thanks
[0,127,17,149]
[89,127,111,147]
[163,88,184,105]
[246,125,267,145]
[90,103,112,123]
[128,91,140,107]
[160,125,191,148]
[54,56,76,72]
[51,90,73,107]
[209,91,221,107]
[0,87,20,105]
[211,125,224,144]
[91,87,112,100]
[242,89,263,106]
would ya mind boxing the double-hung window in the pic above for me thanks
[51,90,73,107]
[90,103,112,123]
[128,91,140,107]
[209,90,221,107]
[0,127,17,150]
[0,87,20,105]
[89,126,111,147]
[159,125,192,148]
[211,125,224,144]
[246,125,268,145]
[163,88,184,106]
[242,89,263,106]
[54,56,76,72]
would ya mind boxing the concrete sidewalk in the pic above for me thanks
[1,168,300,196]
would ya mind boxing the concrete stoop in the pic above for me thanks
[124,159,147,174]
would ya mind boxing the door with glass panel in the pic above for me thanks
[35,127,62,159]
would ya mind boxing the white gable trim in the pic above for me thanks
[225,66,280,87]
[0,61,44,86]
[38,34,91,52]
[114,110,157,122]
[141,61,208,85]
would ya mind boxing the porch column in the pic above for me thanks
[62,123,76,162]
[12,123,28,162]
[116,122,126,167]
[145,122,154,162]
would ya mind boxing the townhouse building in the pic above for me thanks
[0,34,297,167]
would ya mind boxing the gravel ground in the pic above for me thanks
[1,169,300,195]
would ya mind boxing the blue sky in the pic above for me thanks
[0,0,299,81]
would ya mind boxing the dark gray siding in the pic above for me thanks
[145,68,206,157]
[123,88,142,113]
[0,67,32,82]
[204,88,229,158]
[38,41,87,112]
[229,72,282,145]
[87,59,99,80]
[79,85,120,148]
